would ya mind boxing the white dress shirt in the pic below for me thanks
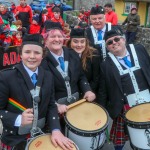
[14,63,38,127]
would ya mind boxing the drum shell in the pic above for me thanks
[64,102,109,150]
[124,103,150,149]
[127,126,150,149]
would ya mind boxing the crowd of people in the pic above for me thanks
[0,1,146,150]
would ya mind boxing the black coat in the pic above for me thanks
[98,44,150,119]
[0,63,60,146]
[41,47,91,101]
[83,50,100,94]
[86,24,123,62]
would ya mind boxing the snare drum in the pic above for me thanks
[25,134,79,150]
[124,103,150,149]
[64,102,109,150]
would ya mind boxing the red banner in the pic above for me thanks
[0,46,21,70]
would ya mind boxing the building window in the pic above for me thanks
[124,2,137,14]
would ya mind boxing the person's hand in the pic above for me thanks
[51,130,74,150]
[57,103,68,114]
[83,91,96,102]
[15,11,19,16]
[21,108,33,126]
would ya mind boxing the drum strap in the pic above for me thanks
[56,61,76,104]
[90,25,107,60]
[108,44,146,103]
[30,86,43,137]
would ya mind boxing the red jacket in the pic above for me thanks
[42,14,49,24]
[13,38,22,46]
[105,11,118,25]
[0,15,4,25]
[51,17,64,28]
[15,4,33,27]
[28,24,41,34]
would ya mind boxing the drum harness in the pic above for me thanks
[56,61,79,104]
[108,44,150,107]
[26,86,44,143]
[90,23,111,60]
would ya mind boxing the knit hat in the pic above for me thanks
[44,20,63,32]
[70,28,86,38]
[22,34,44,47]
[33,15,40,23]
[131,7,137,12]
[90,5,105,15]
[104,29,122,41]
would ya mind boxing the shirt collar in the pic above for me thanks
[116,50,130,60]
[50,51,64,61]
[22,62,38,78]
[96,25,106,33]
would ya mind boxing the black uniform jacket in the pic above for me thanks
[86,24,122,62]
[83,50,100,94]
[0,63,60,146]
[98,44,150,119]
[41,47,91,101]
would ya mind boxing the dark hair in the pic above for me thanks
[104,3,112,8]
[52,6,60,13]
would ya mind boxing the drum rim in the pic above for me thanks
[124,103,150,128]
[64,102,109,134]
[25,133,79,150]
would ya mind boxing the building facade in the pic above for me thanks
[115,0,150,27]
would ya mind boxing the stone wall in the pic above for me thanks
[74,0,114,10]
[121,26,150,55]
[64,12,150,54]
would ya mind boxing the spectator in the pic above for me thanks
[51,6,64,28]
[13,31,22,46]
[122,7,140,44]
[104,3,118,25]
[13,20,22,31]
[0,4,14,26]
[28,15,41,34]
[15,0,33,29]
[42,9,49,24]
[54,1,63,18]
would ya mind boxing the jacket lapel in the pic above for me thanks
[15,63,34,107]
[109,58,123,93]
[46,50,66,82]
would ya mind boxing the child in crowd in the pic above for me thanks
[42,9,49,24]
[28,15,41,34]
[13,31,22,46]
[51,6,64,28]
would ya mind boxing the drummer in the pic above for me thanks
[0,34,74,150]
[98,29,150,150]
[41,21,95,115]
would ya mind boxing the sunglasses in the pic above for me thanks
[106,37,121,46]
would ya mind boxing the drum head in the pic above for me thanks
[125,103,150,122]
[65,102,108,131]
[28,134,77,150]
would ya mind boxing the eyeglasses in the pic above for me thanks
[106,37,121,46]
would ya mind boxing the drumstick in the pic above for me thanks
[67,99,86,109]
